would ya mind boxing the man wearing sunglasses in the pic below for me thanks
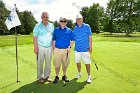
[73,14,92,83]
[52,17,74,83]
[33,12,54,84]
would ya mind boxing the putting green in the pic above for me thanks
[0,41,140,93]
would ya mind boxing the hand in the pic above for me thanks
[52,46,55,51]
[52,47,55,53]
[88,47,92,53]
[67,48,71,53]
[34,46,39,54]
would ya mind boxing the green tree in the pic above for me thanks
[53,20,59,28]
[85,3,104,33]
[66,19,73,29]
[102,13,110,32]
[106,0,120,34]
[0,1,9,35]
[80,7,88,22]
[132,0,140,33]
[22,10,37,35]
[0,1,37,35]
[107,0,139,36]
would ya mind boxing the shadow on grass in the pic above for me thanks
[12,78,87,93]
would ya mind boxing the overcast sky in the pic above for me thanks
[2,0,109,22]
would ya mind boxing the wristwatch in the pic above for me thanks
[68,46,71,48]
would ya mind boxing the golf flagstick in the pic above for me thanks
[5,4,21,83]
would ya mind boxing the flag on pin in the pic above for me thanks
[5,5,21,30]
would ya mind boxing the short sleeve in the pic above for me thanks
[33,24,39,36]
[53,29,56,41]
[72,27,76,41]
[50,23,54,34]
[86,25,92,36]
[70,29,74,41]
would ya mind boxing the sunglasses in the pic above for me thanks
[60,21,66,23]
[43,16,49,18]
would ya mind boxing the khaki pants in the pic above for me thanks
[37,46,52,79]
[53,48,70,68]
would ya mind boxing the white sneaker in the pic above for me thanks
[76,73,81,79]
[87,76,92,83]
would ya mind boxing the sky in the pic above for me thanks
[2,0,109,22]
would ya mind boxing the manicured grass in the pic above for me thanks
[93,33,140,43]
[0,35,33,47]
[0,33,140,47]
[0,34,140,93]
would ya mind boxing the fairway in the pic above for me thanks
[0,35,140,93]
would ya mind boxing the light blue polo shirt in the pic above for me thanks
[73,23,92,52]
[33,21,54,48]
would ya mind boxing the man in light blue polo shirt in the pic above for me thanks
[52,17,74,84]
[73,14,92,83]
[33,12,54,84]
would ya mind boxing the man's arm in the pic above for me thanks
[89,36,92,53]
[67,41,74,53]
[52,40,55,50]
[70,41,74,48]
[33,36,38,54]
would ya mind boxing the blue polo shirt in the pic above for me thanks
[73,23,92,52]
[53,26,74,49]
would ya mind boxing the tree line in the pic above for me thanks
[0,1,37,35]
[55,0,140,36]
[0,0,140,36]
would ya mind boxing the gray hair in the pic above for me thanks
[41,12,49,17]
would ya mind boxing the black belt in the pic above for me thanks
[57,47,67,49]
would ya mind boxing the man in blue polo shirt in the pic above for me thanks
[52,17,74,83]
[73,14,92,83]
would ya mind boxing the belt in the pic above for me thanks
[57,47,67,49]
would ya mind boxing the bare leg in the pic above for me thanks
[77,63,81,73]
[62,66,67,76]
[55,67,60,76]
[85,64,90,76]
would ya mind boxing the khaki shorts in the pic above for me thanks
[74,51,91,64]
[53,48,70,68]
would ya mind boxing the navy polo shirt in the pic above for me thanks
[53,26,74,49]
[73,23,92,52]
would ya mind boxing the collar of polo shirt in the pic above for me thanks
[59,26,67,29]
[76,23,84,27]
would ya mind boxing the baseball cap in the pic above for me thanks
[76,14,83,19]
[59,17,67,21]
